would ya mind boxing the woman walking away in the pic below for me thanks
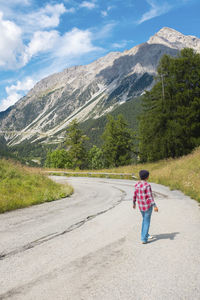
[133,170,158,244]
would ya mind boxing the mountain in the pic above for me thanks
[0,27,200,146]
[80,96,142,149]
[6,98,142,167]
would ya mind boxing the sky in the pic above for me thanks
[0,0,199,112]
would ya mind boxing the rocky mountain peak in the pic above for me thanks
[148,27,200,52]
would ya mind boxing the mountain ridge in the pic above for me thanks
[0,27,200,146]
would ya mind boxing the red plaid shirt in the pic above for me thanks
[133,181,156,211]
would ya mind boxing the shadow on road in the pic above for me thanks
[148,232,180,243]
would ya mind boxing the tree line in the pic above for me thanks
[45,115,136,169]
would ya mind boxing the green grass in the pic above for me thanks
[0,159,73,213]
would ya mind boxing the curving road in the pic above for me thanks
[0,176,200,300]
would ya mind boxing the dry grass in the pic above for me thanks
[102,147,200,202]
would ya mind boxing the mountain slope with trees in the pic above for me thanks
[80,96,141,148]
[2,97,141,166]
[45,115,136,169]
[139,48,200,162]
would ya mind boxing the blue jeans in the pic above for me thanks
[140,206,153,242]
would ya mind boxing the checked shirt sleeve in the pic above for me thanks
[133,188,137,204]
[146,184,156,206]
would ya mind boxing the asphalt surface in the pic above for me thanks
[0,176,200,300]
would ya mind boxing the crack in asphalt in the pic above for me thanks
[100,180,168,199]
[0,186,126,262]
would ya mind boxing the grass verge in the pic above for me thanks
[0,159,73,213]
[99,147,200,203]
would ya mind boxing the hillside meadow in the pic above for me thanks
[0,159,73,213]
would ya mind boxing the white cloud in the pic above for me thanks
[0,92,21,112]
[80,1,96,9]
[22,27,100,66]
[0,9,101,70]
[138,0,171,24]
[0,78,35,112]
[0,2,73,33]
[0,12,24,69]
[6,78,35,94]
[23,30,59,65]
[22,3,67,30]
[28,31,59,57]
[0,3,70,69]
[55,28,99,58]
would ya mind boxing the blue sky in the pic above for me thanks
[0,0,199,111]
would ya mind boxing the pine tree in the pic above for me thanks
[139,48,200,162]
[65,119,89,169]
[102,114,134,167]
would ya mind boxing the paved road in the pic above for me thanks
[0,177,200,300]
